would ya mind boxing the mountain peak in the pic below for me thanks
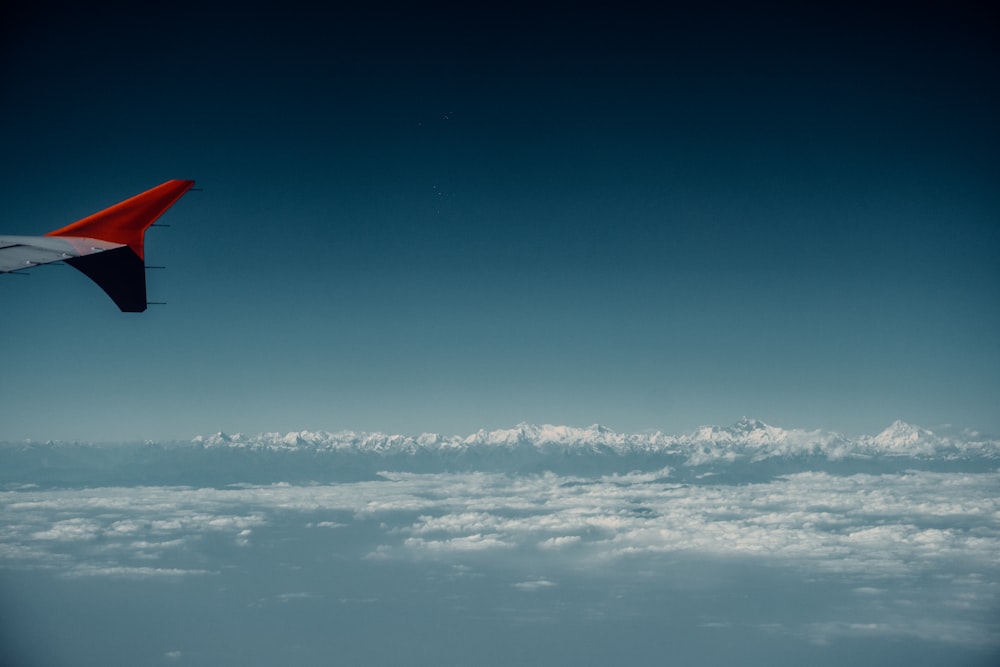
[734,416,770,431]
[870,420,937,452]
[179,421,997,463]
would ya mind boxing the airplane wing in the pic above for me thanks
[0,235,124,271]
[1,180,195,312]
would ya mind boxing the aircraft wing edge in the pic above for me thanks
[64,246,149,312]
[0,236,124,273]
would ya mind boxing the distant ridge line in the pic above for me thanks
[179,419,997,462]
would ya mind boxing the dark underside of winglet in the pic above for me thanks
[64,246,147,312]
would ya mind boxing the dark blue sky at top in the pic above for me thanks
[1,3,997,441]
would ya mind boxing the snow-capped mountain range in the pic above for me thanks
[190,418,999,463]
[4,419,996,488]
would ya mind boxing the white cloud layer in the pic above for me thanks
[1,467,997,649]
[2,471,998,577]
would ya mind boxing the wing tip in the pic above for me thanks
[44,179,197,257]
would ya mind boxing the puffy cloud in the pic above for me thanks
[274,592,322,602]
[538,535,581,550]
[4,470,997,579]
[66,565,213,579]
[403,533,514,554]
[31,518,101,542]
[0,468,997,646]
[342,470,999,584]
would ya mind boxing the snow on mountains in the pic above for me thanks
[4,419,996,488]
[189,418,999,463]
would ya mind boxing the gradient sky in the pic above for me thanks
[1,3,997,441]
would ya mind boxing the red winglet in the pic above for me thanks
[46,180,195,259]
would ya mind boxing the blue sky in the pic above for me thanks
[1,3,997,441]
